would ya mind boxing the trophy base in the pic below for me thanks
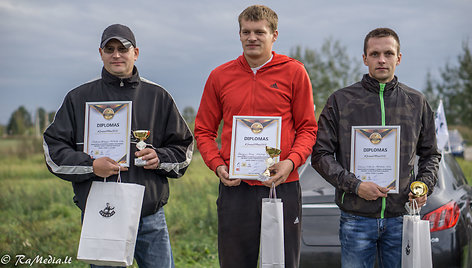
[134,158,147,167]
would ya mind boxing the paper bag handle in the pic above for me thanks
[269,183,277,200]
[103,166,122,183]
[410,199,419,215]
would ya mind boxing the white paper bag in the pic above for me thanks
[401,201,432,268]
[260,184,284,268]
[77,178,145,266]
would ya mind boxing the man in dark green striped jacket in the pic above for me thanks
[312,27,441,268]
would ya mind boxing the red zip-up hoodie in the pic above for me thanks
[195,52,317,186]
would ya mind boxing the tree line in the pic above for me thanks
[2,107,55,137]
[291,39,472,129]
[423,42,472,127]
[3,39,471,137]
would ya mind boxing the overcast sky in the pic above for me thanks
[1,0,471,125]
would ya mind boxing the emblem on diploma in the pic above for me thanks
[250,122,264,134]
[90,103,128,121]
[259,146,282,181]
[229,116,282,179]
[357,128,394,144]
[133,130,150,166]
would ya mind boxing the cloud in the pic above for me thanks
[1,0,471,124]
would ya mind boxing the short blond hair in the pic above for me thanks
[238,5,278,33]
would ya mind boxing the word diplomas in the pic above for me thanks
[364,147,387,152]
[244,136,269,141]
[97,123,120,127]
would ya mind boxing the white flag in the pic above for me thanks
[435,100,449,151]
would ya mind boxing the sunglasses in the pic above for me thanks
[102,46,131,54]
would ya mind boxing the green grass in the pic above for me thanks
[0,145,219,267]
[0,154,84,267]
[167,155,219,267]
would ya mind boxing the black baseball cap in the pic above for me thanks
[100,24,136,49]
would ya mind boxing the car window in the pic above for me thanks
[299,159,336,195]
[439,158,457,190]
[444,153,468,187]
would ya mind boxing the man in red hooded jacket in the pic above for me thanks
[194,5,317,268]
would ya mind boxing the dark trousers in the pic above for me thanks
[217,181,301,268]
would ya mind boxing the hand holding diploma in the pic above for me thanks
[217,165,241,187]
[357,181,389,200]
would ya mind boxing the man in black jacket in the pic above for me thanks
[43,24,193,268]
[312,28,440,267]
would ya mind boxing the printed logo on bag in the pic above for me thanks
[405,240,411,255]
[99,202,116,217]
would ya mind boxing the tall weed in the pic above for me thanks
[0,136,43,159]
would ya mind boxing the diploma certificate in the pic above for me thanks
[350,126,400,193]
[84,101,132,167]
[229,116,282,179]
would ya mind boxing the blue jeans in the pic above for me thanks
[91,207,174,268]
[339,211,403,268]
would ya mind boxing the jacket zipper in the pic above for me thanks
[251,72,257,114]
[379,83,386,126]
[379,83,386,219]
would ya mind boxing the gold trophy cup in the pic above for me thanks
[133,130,150,166]
[410,181,428,198]
[259,146,282,181]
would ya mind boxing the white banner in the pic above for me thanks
[435,99,449,151]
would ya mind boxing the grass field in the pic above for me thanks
[0,139,219,268]
[1,137,472,267]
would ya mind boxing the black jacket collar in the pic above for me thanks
[101,66,140,89]
[361,74,398,95]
